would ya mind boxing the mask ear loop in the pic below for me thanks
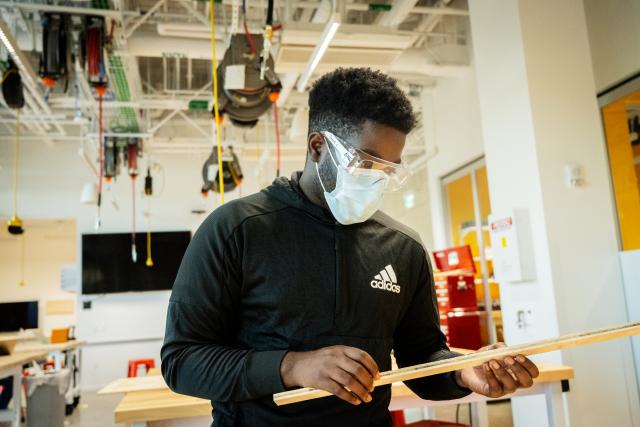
[315,162,328,193]
[315,133,341,194]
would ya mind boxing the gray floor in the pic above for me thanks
[61,392,513,427]
[65,392,123,427]
[431,401,514,427]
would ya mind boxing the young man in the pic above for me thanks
[161,68,539,427]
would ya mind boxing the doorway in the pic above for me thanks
[441,158,502,344]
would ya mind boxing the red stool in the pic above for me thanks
[391,410,468,427]
[127,359,155,377]
[391,410,406,426]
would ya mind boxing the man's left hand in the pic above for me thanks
[454,343,540,398]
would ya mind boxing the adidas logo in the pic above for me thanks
[370,265,400,294]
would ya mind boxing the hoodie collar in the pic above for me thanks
[263,171,336,223]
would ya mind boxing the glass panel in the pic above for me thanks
[475,166,503,342]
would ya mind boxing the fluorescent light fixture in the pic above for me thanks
[156,23,227,40]
[296,15,340,92]
[0,27,15,54]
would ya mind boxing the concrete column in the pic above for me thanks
[468,1,640,426]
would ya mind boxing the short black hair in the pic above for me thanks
[307,67,416,140]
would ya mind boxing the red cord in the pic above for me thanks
[108,19,115,45]
[132,177,136,246]
[273,102,281,177]
[243,17,257,54]
[87,28,100,77]
[98,95,103,200]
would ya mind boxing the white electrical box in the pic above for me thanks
[488,209,536,282]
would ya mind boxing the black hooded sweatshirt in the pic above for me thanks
[161,173,471,427]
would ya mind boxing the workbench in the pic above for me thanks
[0,351,48,427]
[104,359,574,427]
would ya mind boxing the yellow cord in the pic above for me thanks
[20,233,25,287]
[210,0,225,204]
[146,196,153,267]
[13,109,19,217]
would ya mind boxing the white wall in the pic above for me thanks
[583,0,640,92]
[424,67,486,250]
[381,168,434,249]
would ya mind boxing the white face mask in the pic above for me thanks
[315,142,389,225]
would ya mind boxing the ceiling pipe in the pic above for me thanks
[388,48,467,77]
[378,0,421,27]
[0,2,122,17]
[124,0,166,39]
[0,101,42,134]
[49,97,186,111]
[0,1,467,20]
[125,33,226,60]
[311,0,332,23]
[276,72,299,108]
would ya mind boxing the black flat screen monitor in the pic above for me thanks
[0,301,38,333]
[82,231,191,294]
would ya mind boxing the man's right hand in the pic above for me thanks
[279,345,380,405]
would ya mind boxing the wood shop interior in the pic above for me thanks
[0,0,639,426]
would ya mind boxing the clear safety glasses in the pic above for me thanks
[321,130,411,192]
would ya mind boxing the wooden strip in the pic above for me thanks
[98,374,168,394]
[0,351,48,371]
[274,321,640,406]
[15,340,85,353]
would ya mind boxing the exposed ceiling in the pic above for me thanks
[0,0,470,172]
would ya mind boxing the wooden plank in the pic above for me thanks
[98,374,167,395]
[114,388,212,424]
[14,340,85,353]
[390,363,573,398]
[45,299,75,315]
[274,321,639,406]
